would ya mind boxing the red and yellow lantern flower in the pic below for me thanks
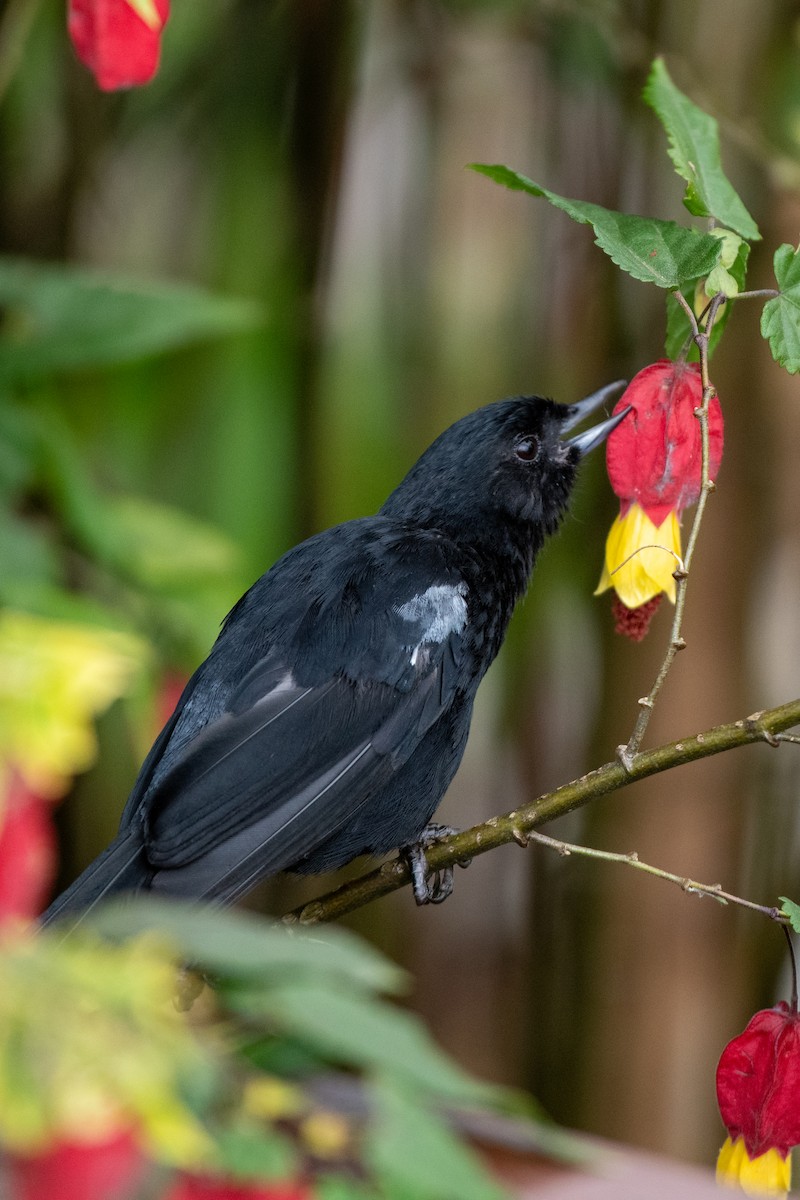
[716,1002,800,1197]
[595,359,724,640]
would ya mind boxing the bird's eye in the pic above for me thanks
[514,436,539,462]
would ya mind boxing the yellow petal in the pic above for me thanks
[716,1137,791,1197]
[594,504,681,608]
[124,0,164,30]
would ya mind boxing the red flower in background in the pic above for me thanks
[68,0,170,91]
[0,773,56,927]
[162,1175,313,1200]
[8,1130,144,1200]
[716,1002,800,1197]
[595,359,724,639]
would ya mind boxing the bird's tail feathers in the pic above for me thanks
[40,827,150,931]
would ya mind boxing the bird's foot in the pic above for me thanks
[403,823,470,906]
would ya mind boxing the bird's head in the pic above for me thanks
[381,382,629,564]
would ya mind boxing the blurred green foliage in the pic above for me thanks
[8,896,569,1199]
[0,257,258,663]
[2,0,800,1175]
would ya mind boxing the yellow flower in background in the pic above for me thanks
[0,929,214,1167]
[0,611,146,799]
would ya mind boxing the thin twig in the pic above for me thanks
[783,924,799,1013]
[527,830,787,923]
[622,290,725,761]
[284,697,800,924]
[733,289,780,302]
[609,543,684,577]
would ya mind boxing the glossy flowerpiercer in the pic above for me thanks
[43,386,628,923]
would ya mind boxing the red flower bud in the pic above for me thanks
[717,1003,800,1161]
[0,772,56,926]
[68,0,170,91]
[605,359,724,526]
[596,359,725,629]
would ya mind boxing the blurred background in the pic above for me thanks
[1,0,800,1173]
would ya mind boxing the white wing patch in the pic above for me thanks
[395,582,468,654]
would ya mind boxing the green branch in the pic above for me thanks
[285,697,800,925]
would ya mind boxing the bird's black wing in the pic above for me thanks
[140,531,471,903]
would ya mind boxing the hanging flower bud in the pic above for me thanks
[595,359,724,638]
[716,1002,800,1197]
[68,0,170,91]
[0,772,56,928]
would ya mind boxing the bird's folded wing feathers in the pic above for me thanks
[141,574,470,896]
[146,671,443,902]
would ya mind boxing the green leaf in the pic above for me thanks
[761,243,800,373]
[0,511,59,596]
[0,257,263,381]
[317,1176,380,1200]
[468,164,722,288]
[0,581,140,633]
[709,228,745,271]
[232,979,503,1109]
[34,404,124,567]
[779,897,800,933]
[366,1078,506,1200]
[213,1120,297,1182]
[704,264,738,299]
[108,495,240,592]
[33,410,239,611]
[664,238,750,360]
[0,399,36,498]
[642,58,760,241]
[84,898,407,995]
[239,1033,330,1079]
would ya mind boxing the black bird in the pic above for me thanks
[43,384,627,925]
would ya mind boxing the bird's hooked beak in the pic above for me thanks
[562,380,631,456]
